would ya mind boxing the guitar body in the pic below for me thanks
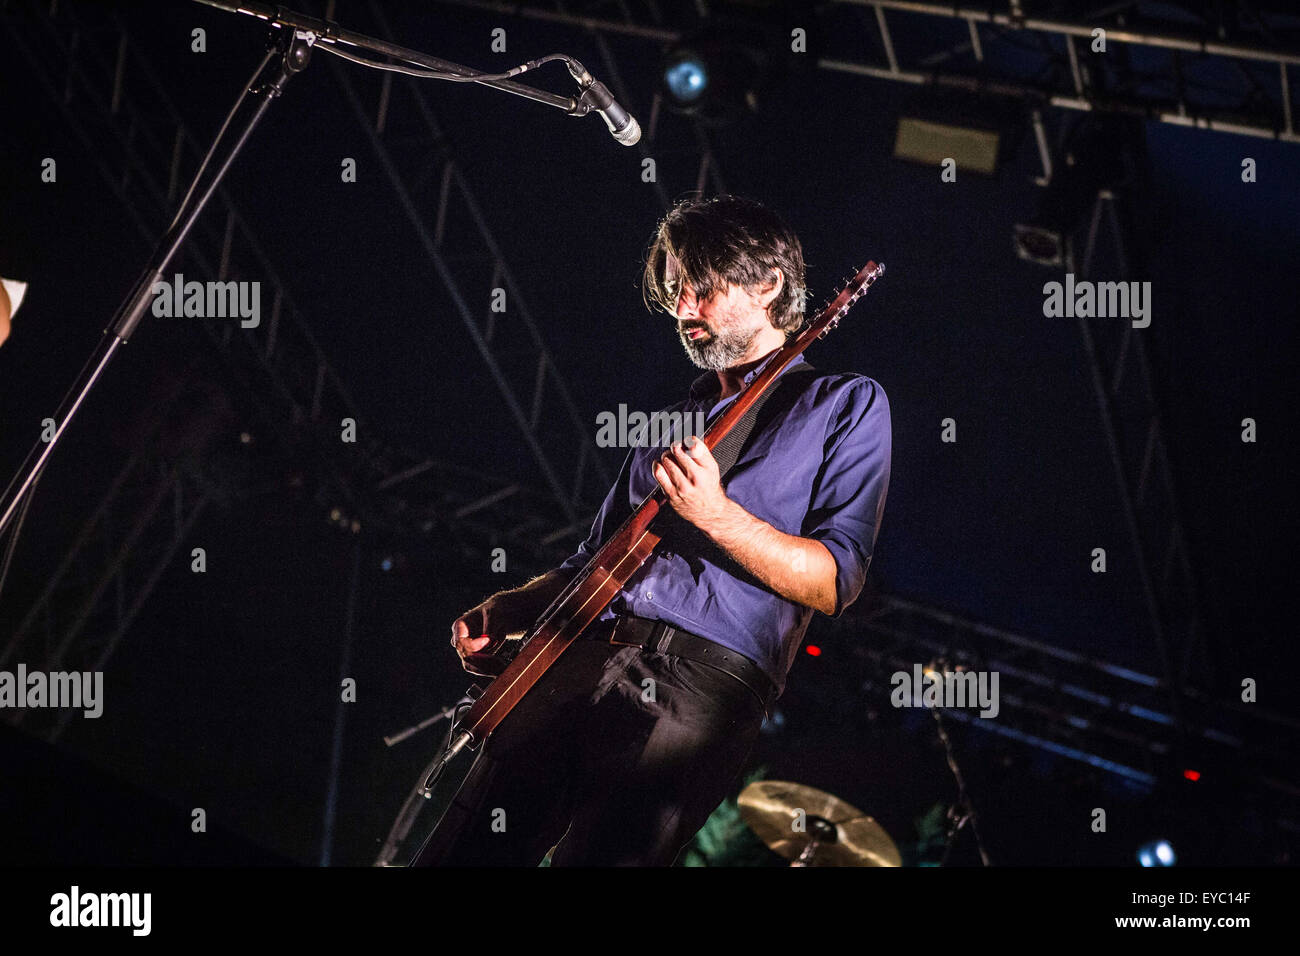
[457,501,665,740]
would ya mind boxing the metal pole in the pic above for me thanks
[320,535,363,865]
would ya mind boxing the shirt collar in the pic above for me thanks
[688,349,809,403]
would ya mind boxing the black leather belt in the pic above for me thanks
[588,614,776,717]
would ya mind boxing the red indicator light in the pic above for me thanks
[1183,769,1201,782]
[805,645,822,657]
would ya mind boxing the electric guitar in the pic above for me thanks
[437,260,885,770]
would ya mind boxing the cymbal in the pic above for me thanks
[737,780,901,867]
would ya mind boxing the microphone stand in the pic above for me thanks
[192,0,579,108]
[928,660,993,867]
[374,688,481,867]
[382,703,459,749]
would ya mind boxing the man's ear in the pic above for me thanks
[756,268,784,307]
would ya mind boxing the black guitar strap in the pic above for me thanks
[707,360,818,478]
[651,358,819,570]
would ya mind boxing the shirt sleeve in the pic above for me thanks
[557,445,638,576]
[802,376,892,617]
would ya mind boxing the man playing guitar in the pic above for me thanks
[418,195,891,866]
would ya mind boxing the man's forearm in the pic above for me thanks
[490,568,577,625]
[701,498,839,616]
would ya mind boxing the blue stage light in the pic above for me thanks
[1137,839,1176,867]
[665,58,708,105]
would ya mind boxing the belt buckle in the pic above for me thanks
[652,623,676,654]
[607,616,642,647]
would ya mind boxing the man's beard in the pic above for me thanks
[679,322,759,370]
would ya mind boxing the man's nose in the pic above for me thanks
[674,287,698,318]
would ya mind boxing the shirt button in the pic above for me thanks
[644,591,653,601]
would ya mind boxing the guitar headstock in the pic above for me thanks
[814,261,885,340]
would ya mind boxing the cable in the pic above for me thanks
[318,42,573,85]
[170,48,276,232]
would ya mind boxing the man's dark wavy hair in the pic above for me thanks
[641,195,807,335]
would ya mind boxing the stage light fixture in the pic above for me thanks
[1014,114,1144,267]
[664,55,709,107]
[659,22,778,123]
[892,87,1018,177]
[894,117,1001,175]
[1137,839,1176,867]
[1012,223,1066,267]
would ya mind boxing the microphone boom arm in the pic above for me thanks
[192,0,639,139]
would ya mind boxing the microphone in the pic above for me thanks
[583,78,642,146]
[567,61,641,146]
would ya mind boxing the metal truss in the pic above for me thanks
[312,0,615,529]
[1065,187,1211,736]
[0,444,212,742]
[835,594,1300,820]
[821,0,1263,758]
[825,1,1299,144]
[364,445,591,567]
[443,1,1299,144]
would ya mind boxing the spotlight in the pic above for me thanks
[1014,114,1144,267]
[659,21,778,123]
[664,55,709,107]
[1013,223,1066,267]
[1137,839,1176,867]
[378,552,407,572]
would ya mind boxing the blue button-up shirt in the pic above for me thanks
[559,353,891,694]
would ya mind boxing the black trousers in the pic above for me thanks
[412,628,767,866]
